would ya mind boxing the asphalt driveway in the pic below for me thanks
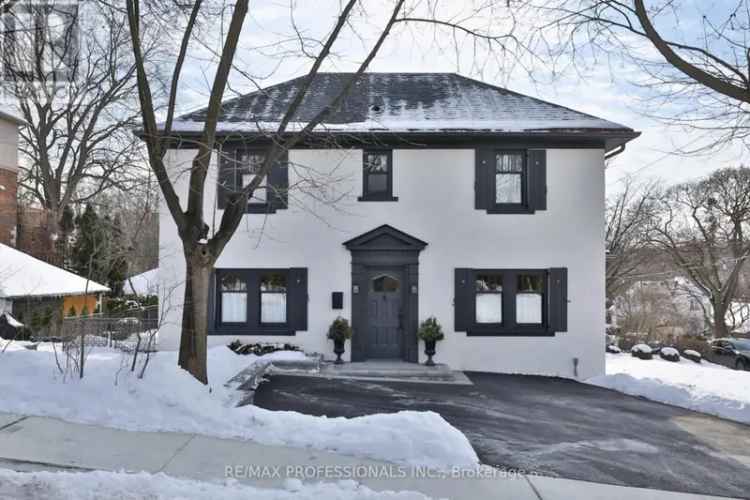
[253,372,750,499]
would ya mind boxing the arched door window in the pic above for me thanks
[372,274,400,293]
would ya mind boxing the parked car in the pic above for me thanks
[710,338,750,371]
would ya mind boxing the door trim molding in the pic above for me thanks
[344,225,427,362]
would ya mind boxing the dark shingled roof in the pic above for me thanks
[171,73,638,148]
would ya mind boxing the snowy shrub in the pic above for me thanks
[682,349,702,363]
[606,344,622,354]
[228,340,300,356]
[675,335,711,358]
[631,343,653,360]
[659,347,680,362]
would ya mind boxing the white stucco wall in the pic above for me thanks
[158,146,605,379]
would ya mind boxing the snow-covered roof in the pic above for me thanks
[166,73,638,149]
[124,268,158,296]
[0,244,109,298]
[0,110,25,126]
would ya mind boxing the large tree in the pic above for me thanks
[605,177,658,300]
[646,167,750,337]
[529,0,750,153]
[2,1,151,262]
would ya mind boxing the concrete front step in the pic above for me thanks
[272,360,473,385]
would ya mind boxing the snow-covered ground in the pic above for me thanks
[0,469,433,500]
[0,343,477,469]
[587,353,750,424]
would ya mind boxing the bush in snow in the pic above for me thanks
[659,347,680,362]
[682,349,702,363]
[606,344,622,354]
[228,340,301,356]
[631,343,653,360]
[675,335,711,358]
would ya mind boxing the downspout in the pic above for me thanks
[604,144,626,160]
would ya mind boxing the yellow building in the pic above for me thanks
[0,243,109,321]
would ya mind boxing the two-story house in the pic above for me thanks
[157,73,639,379]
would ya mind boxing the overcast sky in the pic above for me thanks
[172,0,748,196]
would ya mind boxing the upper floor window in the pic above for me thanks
[494,152,525,205]
[217,147,289,214]
[475,148,547,214]
[359,150,397,202]
[238,152,267,206]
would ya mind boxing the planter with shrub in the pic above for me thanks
[631,343,653,360]
[659,346,680,362]
[417,317,444,366]
[327,317,353,364]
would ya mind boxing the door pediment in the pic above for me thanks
[343,224,427,252]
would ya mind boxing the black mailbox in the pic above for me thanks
[332,292,343,309]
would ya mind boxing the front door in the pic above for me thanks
[366,270,404,359]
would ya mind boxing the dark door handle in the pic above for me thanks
[398,310,404,330]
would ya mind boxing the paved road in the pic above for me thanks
[254,372,750,499]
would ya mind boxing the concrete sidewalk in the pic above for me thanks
[0,412,738,500]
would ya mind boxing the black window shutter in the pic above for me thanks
[529,149,547,211]
[549,267,568,332]
[454,268,472,332]
[288,267,308,331]
[217,149,236,210]
[475,149,493,209]
[268,151,289,210]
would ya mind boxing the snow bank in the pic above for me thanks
[0,345,477,469]
[0,469,432,500]
[587,354,750,424]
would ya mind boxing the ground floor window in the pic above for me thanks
[212,268,307,335]
[220,273,247,323]
[455,267,567,336]
[475,273,503,324]
[260,272,287,324]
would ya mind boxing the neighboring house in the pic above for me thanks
[0,109,56,263]
[0,110,24,248]
[0,243,109,324]
[155,73,639,379]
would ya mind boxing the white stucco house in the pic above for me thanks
[156,73,639,379]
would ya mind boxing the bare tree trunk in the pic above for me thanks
[712,301,730,338]
[178,250,212,384]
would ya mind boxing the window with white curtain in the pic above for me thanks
[220,274,247,323]
[516,274,544,324]
[260,272,287,324]
[475,273,503,323]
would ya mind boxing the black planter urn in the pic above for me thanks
[333,339,346,364]
[424,339,437,366]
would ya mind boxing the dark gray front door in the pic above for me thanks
[366,270,404,359]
